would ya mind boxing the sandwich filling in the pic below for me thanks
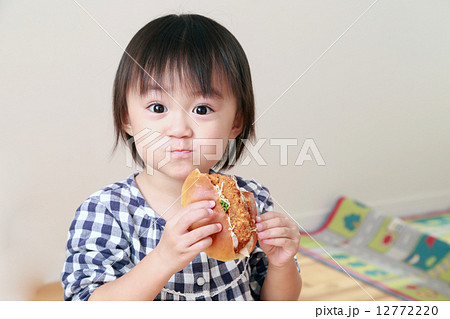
[208,173,256,255]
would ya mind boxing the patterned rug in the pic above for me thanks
[299,197,450,300]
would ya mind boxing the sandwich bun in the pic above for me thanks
[181,169,258,261]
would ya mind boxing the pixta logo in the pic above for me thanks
[126,128,325,174]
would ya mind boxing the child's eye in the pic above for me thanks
[147,103,167,113]
[193,105,213,115]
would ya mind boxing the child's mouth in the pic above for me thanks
[171,150,192,157]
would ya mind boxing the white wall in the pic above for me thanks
[1,0,449,300]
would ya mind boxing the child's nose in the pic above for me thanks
[165,111,194,138]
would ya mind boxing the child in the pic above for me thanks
[61,14,301,301]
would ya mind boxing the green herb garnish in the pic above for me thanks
[220,199,230,213]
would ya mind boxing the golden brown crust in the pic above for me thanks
[242,191,257,254]
[181,169,258,261]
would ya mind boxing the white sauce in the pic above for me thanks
[238,236,253,258]
[231,231,239,249]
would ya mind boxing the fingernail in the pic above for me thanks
[207,208,214,214]
[209,200,216,208]
[256,223,262,231]
[216,223,222,230]
[258,231,265,238]
[256,216,261,222]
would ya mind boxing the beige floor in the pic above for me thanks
[299,253,401,301]
[32,253,401,301]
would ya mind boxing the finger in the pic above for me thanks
[188,236,213,255]
[257,226,298,241]
[185,223,222,246]
[196,216,215,226]
[260,237,292,247]
[256,211,287,223]
[183,200,216,213]
[256,211,278,221]
[257,215,296,231]
[256,215,290,232]
[258,213,295,225]
[175,200,215,227]
[177,208,214,231]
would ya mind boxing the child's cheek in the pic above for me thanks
[193,142,225,163]
[135,141,170,167]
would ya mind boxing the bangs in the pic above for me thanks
[125,14,240,99]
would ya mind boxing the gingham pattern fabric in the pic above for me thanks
[61,169,300,301]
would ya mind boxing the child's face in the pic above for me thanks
[125,74,243,181]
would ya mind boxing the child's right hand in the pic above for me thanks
[153,200,221,274]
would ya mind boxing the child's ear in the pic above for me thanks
[229,113,244,140]
[123,115,133,136]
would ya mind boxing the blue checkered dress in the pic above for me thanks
[61,170,299,300]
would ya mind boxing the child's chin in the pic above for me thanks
[147,161,212,180]
[160,164,200,180]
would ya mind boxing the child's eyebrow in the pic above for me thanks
[145,84,224,99]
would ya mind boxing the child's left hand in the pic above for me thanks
[255,211,300,268]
